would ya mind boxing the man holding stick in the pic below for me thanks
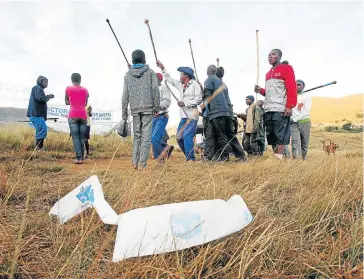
[202,65,233,162]
[156,60,202,161]
[122,50,160,169]
[291,79,312,160]
[254,49,297,159]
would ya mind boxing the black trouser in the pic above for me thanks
[205,116,231,161]
[257,137,265,155]
[226,118,245,159]
[243,133,259,155]
[203,117,216,160]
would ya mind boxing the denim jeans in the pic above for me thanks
[68,118,87,160]
[176,118,197,161]
[151,115,169,159]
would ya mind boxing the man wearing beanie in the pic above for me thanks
[216,66,246,162]
[27,76,54,150]
[122,49,160,169]
[238,95,263,156]
[156,60,202,161]
[254,49,297,159]
[151,73,173,162]
[291,79,312,160]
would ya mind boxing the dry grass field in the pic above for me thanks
[0,124,362,279]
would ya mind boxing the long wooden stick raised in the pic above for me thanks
[144,19,158,61]
[256,30,260,101]
[188,39,199,82]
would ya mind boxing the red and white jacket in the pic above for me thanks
[259,64,297,113]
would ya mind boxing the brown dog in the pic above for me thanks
[321,140,339,155]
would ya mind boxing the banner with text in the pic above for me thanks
[47,105,113,122]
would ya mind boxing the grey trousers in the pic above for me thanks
[132,113,153,168]
[291,121,311,159]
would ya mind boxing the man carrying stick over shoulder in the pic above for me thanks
[254,49,297,159]
[291,79,312,160]
[156,60,202,162]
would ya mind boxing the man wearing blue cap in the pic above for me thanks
[156,60,202,161]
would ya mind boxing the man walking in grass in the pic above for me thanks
[27,76,54,150]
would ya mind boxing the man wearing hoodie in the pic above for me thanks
[27,76,54,150]
[216,66,246,162]
[122,50,160,169]
[291,79,312,160]
[156,60,202,161]
[151,73,173,162]
[254,49,297,159]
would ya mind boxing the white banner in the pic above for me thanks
[47,105,113,122]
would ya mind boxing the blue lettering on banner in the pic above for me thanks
[171,211,202,240]
[76,185,95,206]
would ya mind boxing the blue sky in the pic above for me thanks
[0,0,363,127]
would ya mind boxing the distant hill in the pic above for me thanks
[311,94,363,124]
[0,107,27,122]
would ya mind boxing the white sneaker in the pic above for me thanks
[274,154,283,160]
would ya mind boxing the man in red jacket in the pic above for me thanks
[254,49,297,159]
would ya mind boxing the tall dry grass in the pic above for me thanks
[0,124,132,160]
[0,126,362,279]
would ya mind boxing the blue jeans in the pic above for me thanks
[29,116,47,140]
[177,118,197,161]
[68,118,87,160]
[151,115,169,159]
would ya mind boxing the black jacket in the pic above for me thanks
[27,76,51,120]
[203,74,230,120]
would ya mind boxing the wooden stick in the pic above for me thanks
[164,81,189,119]
[256,30,260,101]
[144,19,158,61]
[188,39,199,82]
[106,19,130,67]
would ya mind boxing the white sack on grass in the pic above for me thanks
[49,175,119,225]
[113,195,253,262]
[49,176,254,262]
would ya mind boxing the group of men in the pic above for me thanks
[121,47,312,169]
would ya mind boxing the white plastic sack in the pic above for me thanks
[113,195,253,261]
[49,175,119,225]
[49,176,253,262]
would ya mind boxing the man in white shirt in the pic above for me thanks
[156,60,202,161]
[291,79,312,160]
[151,73,172,162]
